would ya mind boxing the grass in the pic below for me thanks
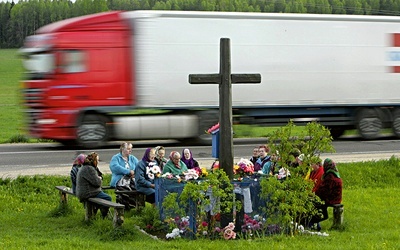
[0,49,27,143]
[1,158,400,249]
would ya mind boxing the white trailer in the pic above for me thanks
[20,11,400,147]
[120,11,400,139]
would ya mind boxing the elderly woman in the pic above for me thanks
[308,158,342,230]
[76,152,111,218]
[162,151,188,175]
[70,153,86,194]
[181,148,199,170]
[109,142,139,188]
[135,148,159,205]
[155,146,168,171]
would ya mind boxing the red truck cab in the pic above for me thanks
[20,11,133,146]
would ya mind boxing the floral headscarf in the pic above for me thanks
[73,154,86,165]
[169,151,181,168]
[323,158,340,178]
[181,148,196,169]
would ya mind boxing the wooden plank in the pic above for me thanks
[55,186,74,196]
[87,197,125,209]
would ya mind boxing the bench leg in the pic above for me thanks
[332,205,344,228]
[113,207,124,228]
[59,191,68,205]
[85,201,95,222]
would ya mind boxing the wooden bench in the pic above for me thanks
[55,185,125,228]
[329,204,344,228]
[115,189,146,211]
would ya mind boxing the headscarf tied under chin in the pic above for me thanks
[73,154,86,165]
[323,158,340,178]
[169,151,181,168]
[142,148,152,162]
[181,148,196,169]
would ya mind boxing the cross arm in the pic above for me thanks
[231,74,261,84]
[189,74,221,84]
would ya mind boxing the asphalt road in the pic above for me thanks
[1,136,399,178]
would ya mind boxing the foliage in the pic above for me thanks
[162,169,239,239]
[7,134,29,143]
[136,204,165,233]
[258,121,335,234]
[2,1,400,49]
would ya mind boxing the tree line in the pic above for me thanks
[1,0,400,48]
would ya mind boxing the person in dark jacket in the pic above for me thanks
[309,158,342,230]
[70,153,86,194]
[76,152,111,218]
[135,148,159,205]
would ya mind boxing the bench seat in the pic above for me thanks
[55,185,125,228]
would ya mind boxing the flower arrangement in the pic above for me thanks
[161,172,182,182]
[206,122,220,134]
[222,222,236,240]
[165,217,236,240]
[183,169,199,181]
[234,158,254,179]
[146,163,161,180]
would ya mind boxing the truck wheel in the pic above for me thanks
[356,109,382,140]
[391,109,400,138]
[77,114,109,148]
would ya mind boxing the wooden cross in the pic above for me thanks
[189,38,261,179]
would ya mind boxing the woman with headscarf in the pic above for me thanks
[181,148,199,170]
[309,158,342,230]
[70,153,86,194]
[162,151,188,175]
[135,148,159,205]
[155,146,168,171]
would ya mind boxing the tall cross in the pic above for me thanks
[189,38,261,179]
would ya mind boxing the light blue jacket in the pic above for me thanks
[109,153,139,187]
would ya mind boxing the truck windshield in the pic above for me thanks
[21,52,55,80]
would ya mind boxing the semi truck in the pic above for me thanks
[19,10,400,147]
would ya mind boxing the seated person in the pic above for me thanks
[135,148,159,205]
[162,151,188,175]
[155,146,168,171]
[109,142,139,188]
[70,153,86,194]
[249,147,259,165]
[309,158,342,230]
[76,152,111,218]
[181,148,200,170]
[254,145,271,172]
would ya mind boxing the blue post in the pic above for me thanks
[211,129,220,158]
[188,198,197,239]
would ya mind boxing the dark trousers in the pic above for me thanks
[309,204,329,225]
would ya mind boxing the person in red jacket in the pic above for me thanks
[309,159,324,192]
[309,158,342,230]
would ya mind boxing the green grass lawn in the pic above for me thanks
[1,159,400,249]
[0,49,26,143]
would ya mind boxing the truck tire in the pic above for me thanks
[356,109,382,140]
[391,109,400,138]
[76,114,109,148]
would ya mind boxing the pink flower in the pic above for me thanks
[223,229,236,240]
[202,221,208,227]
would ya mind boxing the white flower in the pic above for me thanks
[146,164,161,179]
[184,169,199,180]
[166,228,181,239]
